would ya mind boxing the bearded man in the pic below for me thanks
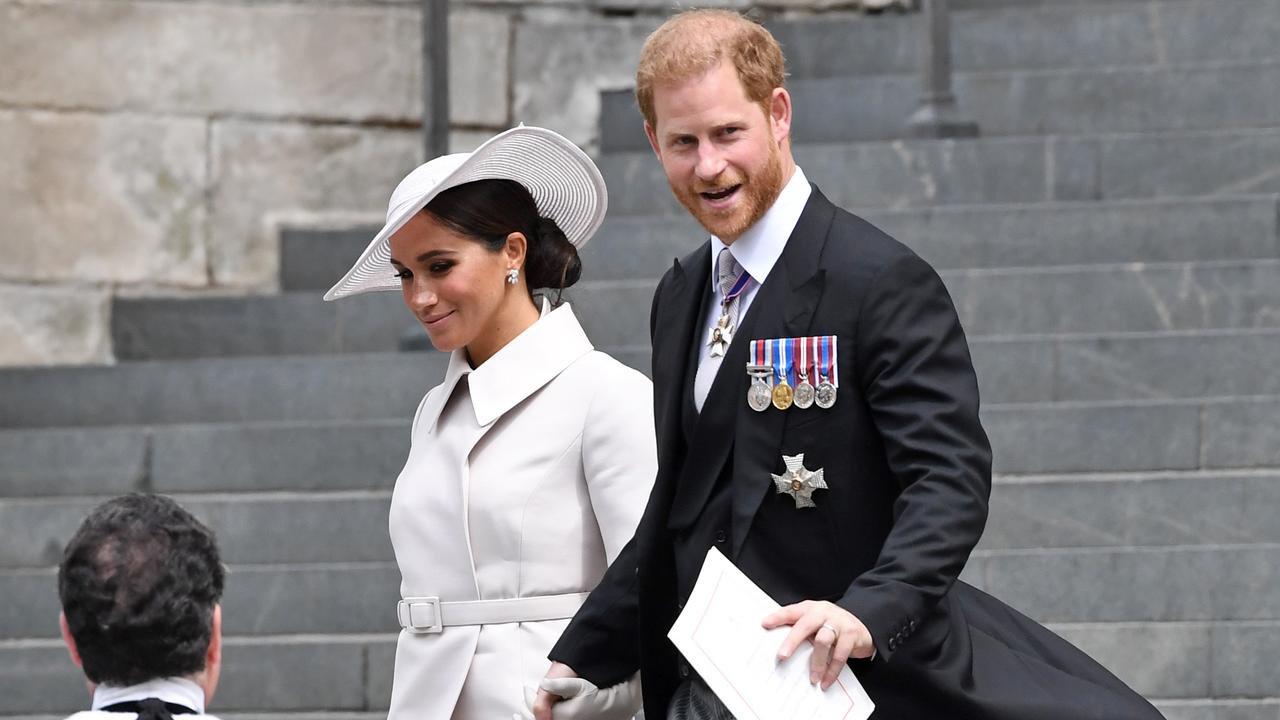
[535,10,1166,720]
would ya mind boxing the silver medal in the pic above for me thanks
[794,378,815,409]
[815,377,837,409]
[747,364,773,412]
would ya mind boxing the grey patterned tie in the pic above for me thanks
[693,248,746,412]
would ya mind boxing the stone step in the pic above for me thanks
[3,543,1276,643]
[280,195,1280,291]
[119,258,1280,362]
[11,621,1277,715]
[4,325,1280,428]
[773,0,1280,79]
[582,196,1280,281]
[1,393,1277,498]
[601,128,1280,216]
[601,59,1280,150]
[3,469,1275,571]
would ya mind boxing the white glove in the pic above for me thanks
[524,672,642,720]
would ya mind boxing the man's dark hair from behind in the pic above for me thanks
[58,494,225,686]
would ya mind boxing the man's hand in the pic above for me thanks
[762,600,875,691]
[532,661,579,720]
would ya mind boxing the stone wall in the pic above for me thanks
[0,0,690,366]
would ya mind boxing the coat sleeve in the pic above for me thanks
[581,366,658,562]
[836,252,993,663]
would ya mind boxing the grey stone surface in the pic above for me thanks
[216,639,367,711]
[222,564,401,636]
[153,420,408,493]
[0,570,59,640]
[981,472,1280,549]
[512,16,658,149]
[1051,621,1213,698]
[602,60,1280,149]
[1055,330,1280,401]
[1155,699,1280,720]
[1211,622,1280,697]
[983,402,1201,474]
[968,336,1055,404]
[0,2,419,122]
[208,120,420,288]
[450,10,512,127]
[946,260,1280,336]
[112,292,412,360]
[1203,399,1280,470]
[0,643,83,715]
[0,427,146,497]
[281,227,381,292]
[0,493,394,568]
[1093,127,1280,199]
[366,640,397,711]
[0,111,208,287]
[0,353,446,429]
[976,544,1280,622]
[0,283,111,367]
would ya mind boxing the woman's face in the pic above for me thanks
[389,210,526,359]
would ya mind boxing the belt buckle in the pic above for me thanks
[398,596,443,634]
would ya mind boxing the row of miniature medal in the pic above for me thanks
[746,335,839,412]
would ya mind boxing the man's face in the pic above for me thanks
[645,60,793,243]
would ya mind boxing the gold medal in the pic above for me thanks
[772,381,794,410]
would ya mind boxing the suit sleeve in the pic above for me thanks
[836,252,992,662]
[548,277,670,685]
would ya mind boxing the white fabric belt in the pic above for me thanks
[397,592,590,634]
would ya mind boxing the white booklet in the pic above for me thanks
[667,547,876,720]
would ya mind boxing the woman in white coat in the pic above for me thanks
[324,127,655,719]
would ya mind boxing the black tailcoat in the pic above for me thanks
[552,187,1164,719]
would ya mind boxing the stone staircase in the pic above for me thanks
[3,0,1280,717]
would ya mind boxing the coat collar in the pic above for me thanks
[417,299,594,433]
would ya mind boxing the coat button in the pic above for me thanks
[715,530,727,543]
[679,664,691,679]
[887,637,898,651]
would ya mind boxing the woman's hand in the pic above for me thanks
[531,662,579,720]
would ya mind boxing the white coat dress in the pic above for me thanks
[386,301,657,720]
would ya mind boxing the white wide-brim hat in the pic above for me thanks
[323,125,607,301]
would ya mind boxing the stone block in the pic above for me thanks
[112,291,411,359]
[197,495,395,565]
[1203,399,1280,470]
[563,281,656,348]
[981,473,1280,550]
[0,643,83,715]
[450,10,512,127]
[515,17,659,149]
[968,338,1055,404]
[0,499,97,569]
[0,283,111,368]
[1050,621,1212,698]
[0,570,60,640]
[152,420,408,493]
[0,427,146,497]
[0,111,208,286]
[280,227,380,292]
[945,261,1280,336]
[0,2,419,122]
[1155,699,1280,720]
[976,545,1280,623]
[1055,330,1280,402]
[0,353,445,429]
[209,120,420,287]
[366,639,398,711]
[1160,0,1280,66]
[217,639,367,711]
[982,403,1200,474]
[1210,622,1280,697]
[221,564,401,635]
[1095,128,1280,200]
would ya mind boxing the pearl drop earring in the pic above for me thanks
[506,268,519,285]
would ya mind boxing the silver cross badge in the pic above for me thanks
[771,453,827,509]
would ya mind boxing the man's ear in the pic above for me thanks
[644,121,662,161]
[202,605,223,706]
[59,612,83,669]
[768,87,793,145]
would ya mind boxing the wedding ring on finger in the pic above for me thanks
[819,622,840,643]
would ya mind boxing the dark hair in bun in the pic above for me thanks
[423,179,583,299]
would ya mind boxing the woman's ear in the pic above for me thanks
[505,231,529,270]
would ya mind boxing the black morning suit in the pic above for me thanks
[551,187,1164,719]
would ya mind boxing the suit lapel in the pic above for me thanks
[652,244,712,493]
[729,189,835,556]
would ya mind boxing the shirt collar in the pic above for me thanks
[417,298,594,432]
[710,165,811,287]
[92,677,205,714]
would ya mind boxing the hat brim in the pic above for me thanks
[323,126,607,301]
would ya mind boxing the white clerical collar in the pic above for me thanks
[92,677,205,714]
[416,297,593,432]
[709,165,811,287]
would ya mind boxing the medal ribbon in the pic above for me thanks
[774,338,789,386]
[820,335,830,382]
[722,268,752,308]
[796,337,807,381]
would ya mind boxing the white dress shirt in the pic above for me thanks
[63,676,218,720]
[694,166,812,410]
